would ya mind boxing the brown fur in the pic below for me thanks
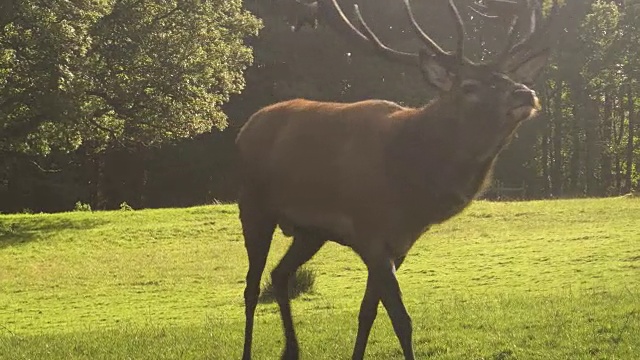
[237,87,538,360]
[236,95,529,259]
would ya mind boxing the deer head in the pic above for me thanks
[320,0,558,153]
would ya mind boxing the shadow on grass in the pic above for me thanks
[0,216,108,249]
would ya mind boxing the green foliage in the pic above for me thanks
[73,201,92,212]
[119,201,133,211]
[0,199,639,358]
[0,0,261,155]
[580,1,622,90]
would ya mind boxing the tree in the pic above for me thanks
[4,0,640,213]
[0,0,261,155]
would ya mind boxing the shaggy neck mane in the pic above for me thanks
[387,96,503,227]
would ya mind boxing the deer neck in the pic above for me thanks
[427,97,517,161]
[387,100,508,227]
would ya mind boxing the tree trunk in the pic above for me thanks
[95,153,108,210]
[83,143,102,210]
[626,85,635,193]
[569,101,582,195]
[615,153,622,194]
[585,95,599,196]
[613,95,625,194]
[541,115,551,196]
[600,92,613,196]
[613,92,627,194]
[551,80,564,197]
[540,83,552,197]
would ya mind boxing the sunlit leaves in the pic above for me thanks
[0,0,261,155]
[579,1,621,90]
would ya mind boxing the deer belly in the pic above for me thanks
[279,208,355,243]
[427,191,472,224]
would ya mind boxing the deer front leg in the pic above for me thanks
[271,232,325,360]
[365,255,415,360]
[352,256,407,360]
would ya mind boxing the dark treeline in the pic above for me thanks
[1,0,639,214]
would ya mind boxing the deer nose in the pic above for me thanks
[512,88,537,108]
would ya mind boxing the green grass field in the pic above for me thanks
[1,197,639,359]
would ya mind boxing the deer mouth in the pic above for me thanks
[509,104,539,122]
[508,89,541,121]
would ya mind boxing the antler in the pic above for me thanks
[469,0,559,70]
[321,0,471,67]
[400,0,467,66]
[447,0,467,64]
[494,0,535,66]
[401,0,450,57]
[469,0,520,20]
[318,0,418,65]
[501,0,560,71]
[318,0,558,72]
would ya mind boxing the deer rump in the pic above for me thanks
[236,97,478,255]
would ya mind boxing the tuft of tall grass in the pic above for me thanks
[259,266,317,303]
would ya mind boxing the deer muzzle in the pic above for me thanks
[508,87,541,122]
[511,88,540,110]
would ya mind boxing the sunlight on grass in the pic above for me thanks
[1,198,639,359]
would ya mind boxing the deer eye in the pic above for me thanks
[461,81,481,95]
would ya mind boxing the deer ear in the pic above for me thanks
[508,48,551,85]
[419,50,453,91]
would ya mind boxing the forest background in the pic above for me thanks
[1,0,639,213]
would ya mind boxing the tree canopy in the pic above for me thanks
[2,0,640,213]
[0,0,260,155]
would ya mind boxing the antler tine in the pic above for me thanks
[401,0,450,57]
[503,0,559,70]
[495,0,529,66]
[503,16,520,48]
[352,4,420,64]
[318,0,418,65]
[503,0,539,57]
[447,0,466,63]
[468,4,499,19]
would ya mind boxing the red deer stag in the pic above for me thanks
[236,0,559,359]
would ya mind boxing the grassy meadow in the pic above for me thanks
[0,197,639,359]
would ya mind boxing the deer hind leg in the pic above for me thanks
[363,255,415,360]
[239,193,277,360]
[271,228,326,360]
[352,256,406,360]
